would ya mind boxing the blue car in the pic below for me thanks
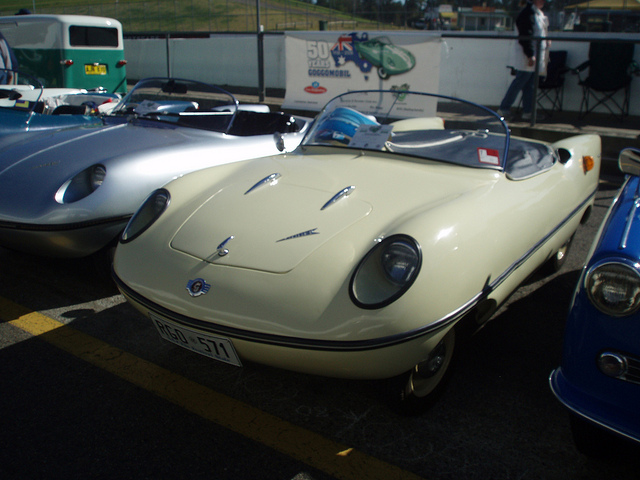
[0,68,118,136]
[550,147,640,456]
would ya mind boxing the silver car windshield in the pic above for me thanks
[303,90,548,176]
[111,77,240,134]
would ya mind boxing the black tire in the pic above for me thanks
[546,234,574,274]
[377,67,389,80]
[570,415,621,458]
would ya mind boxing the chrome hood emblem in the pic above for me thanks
[215,235,234,257]
[277,228,319,243]
[186,278,211,297]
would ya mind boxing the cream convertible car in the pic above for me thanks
[113,90,601,411]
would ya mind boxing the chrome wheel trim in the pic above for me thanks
[407,328,456,398]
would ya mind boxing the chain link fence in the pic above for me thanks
[1,1,413,33]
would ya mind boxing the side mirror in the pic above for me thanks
[619,148,640,176]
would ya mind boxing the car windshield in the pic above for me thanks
[303,90,534,175]
[110,77,240,134]
[0,68,45,114]
[0,68,121,119]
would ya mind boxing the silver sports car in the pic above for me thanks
[0,77,310,258]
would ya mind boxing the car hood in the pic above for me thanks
[0,120,220,222]
[0,120,190,176]
[168,151,495,273]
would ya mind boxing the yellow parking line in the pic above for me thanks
[0,296,425,480]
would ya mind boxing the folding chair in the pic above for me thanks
[573,42,637,121]
[536,50,568,118]
[506,51,568,120]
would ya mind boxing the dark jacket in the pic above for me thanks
[516,1,536,59]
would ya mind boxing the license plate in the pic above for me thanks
[149,312,242,367]
[85,64,107,75]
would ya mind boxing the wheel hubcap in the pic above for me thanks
[408,328,455,398]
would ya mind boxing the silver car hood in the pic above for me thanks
[0,121,237,223]
[0,121,195,177]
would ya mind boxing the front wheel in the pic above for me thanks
[393,328,456,415]
[570,415,621,458]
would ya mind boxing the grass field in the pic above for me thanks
[1,0,399,33]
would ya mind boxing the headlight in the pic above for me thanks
[120,188,170,243]
[586,260,640,316]
[350,235,421,309]
[55,164,106,204]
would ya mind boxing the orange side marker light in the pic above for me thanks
[583,155,595,173]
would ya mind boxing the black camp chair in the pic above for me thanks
[536,50,568,118]
[573,42,638,121]
[507,50,568,120]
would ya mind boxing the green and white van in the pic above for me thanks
[0,14,126,93]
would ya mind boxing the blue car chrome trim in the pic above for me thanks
[621,197,640,249]
[549,369,640,446]
[321,186,355,210]
[244,173,281,195]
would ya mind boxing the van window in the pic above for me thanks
[69,26,119,47]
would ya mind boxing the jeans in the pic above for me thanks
[499,70,535,113]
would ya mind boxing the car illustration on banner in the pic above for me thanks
[330,33,416,80]
[331,33,373,74]
[354,36,416,79]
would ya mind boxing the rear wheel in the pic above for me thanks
[393,328,456,415]
[546,234,574,273]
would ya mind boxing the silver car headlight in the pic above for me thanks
[586,260,640,316]
[350,235,421,309]
[55,164,106,204]
[121,188,170,243]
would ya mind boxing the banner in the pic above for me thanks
[282,32,442,112]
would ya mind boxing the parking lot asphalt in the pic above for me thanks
[1,172,640,479]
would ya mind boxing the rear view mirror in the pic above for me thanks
[161,80,188,94]
[619,148,640,177]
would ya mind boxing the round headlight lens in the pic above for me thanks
[121,188,170,243]
[381,240,420,286]
[55,164,107,204]
[350,235,421,309]
[90,165,106,189]
[586,261,640,316]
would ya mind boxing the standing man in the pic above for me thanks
[0,31,18,84]
[498,0,549,121]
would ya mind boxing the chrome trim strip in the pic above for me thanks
[321,186,355,211]
[549,369,640,446]
[620,197,640,250]
[0,215,131,232]
[244,173,281,195]
[113,270,464,352]
[112,189,596,353]
[488,188,597,292]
